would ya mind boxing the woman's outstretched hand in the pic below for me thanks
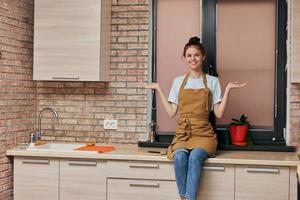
[226,81,248,90]
[141,82,178,118]
[214,81,248,119]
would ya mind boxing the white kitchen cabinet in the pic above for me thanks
[291,0,300,82]
[14,157,59,200]
[197,164,234,200]
[107,178,178,200]
[235,165,290,200]
[60,159,106,200]
[33,0,111,81]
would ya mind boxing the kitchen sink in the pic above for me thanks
[26,143,85,151]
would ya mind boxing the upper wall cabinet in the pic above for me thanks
[292,0,300,83]
[33,0,111,81]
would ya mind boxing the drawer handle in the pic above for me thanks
[246,167,279,174]
[129,162,159,169]
[22,159,50,165]
[203,166,225,171]
[129,181,160,188]
[69,160,97,166]
[52,76,80,80]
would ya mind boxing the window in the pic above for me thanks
[151,0,288,147]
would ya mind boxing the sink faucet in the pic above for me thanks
[148,121,157,143]
[36,107,59,140]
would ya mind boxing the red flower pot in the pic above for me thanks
[229,125,249,146]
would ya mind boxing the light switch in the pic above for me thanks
[104,119,118,130]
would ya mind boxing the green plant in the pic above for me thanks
[230,114,249,126]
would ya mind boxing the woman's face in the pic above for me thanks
[183,46,205,70]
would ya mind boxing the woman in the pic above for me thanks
[144,36,247,200]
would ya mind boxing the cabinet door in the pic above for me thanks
[292,0,300,82]
[235,165,290,200]
[14,157,59,200]
[60,159,106,200]
[33,0,101,81]
[197,164,234,200]
[107,178,178,200]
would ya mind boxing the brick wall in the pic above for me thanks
[36,0,150,144]
[290,84,300,146]
[0,0,36,199]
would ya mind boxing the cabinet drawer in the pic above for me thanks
[107,178,178,200]
[235,165,290,200]
[107,160,175,180]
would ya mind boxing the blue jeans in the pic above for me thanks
[173,148,209,200]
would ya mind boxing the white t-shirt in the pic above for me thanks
[168,74,222,111]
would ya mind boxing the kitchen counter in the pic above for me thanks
[6,143,300,167]
[8,143,300,200]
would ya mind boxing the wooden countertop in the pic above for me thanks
[6,143,300,167]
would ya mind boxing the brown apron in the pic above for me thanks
[166,72,218,160]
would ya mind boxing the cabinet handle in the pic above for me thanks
[52,76,80,80]
[22,159,50,165]
[246,167,279,174]
[203,166,225,171]
[68,160,97,166]
[129,162,159,169]
[129,181,160,188]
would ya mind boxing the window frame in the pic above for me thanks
[150,0,288,146]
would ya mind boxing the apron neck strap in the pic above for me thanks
[180,72,190,91]
[203,74,208,89]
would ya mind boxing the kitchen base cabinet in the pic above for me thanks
[14,157,59,200]
[11,153,298,200]
[107,178,178,200]
[60,159,106,200]
[235,165,290,200]
[198,164,234,200]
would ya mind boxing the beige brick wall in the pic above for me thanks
[0,0,36,199]
[36,0,150,144]
[290,84,300,146]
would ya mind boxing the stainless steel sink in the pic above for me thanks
[26,143,85,151]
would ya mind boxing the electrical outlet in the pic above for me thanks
[104,119,118,130]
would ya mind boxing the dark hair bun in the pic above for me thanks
[188,36,200,44]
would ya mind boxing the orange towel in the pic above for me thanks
[75,145,115,153]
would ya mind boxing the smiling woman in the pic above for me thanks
[144,36,247,200]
